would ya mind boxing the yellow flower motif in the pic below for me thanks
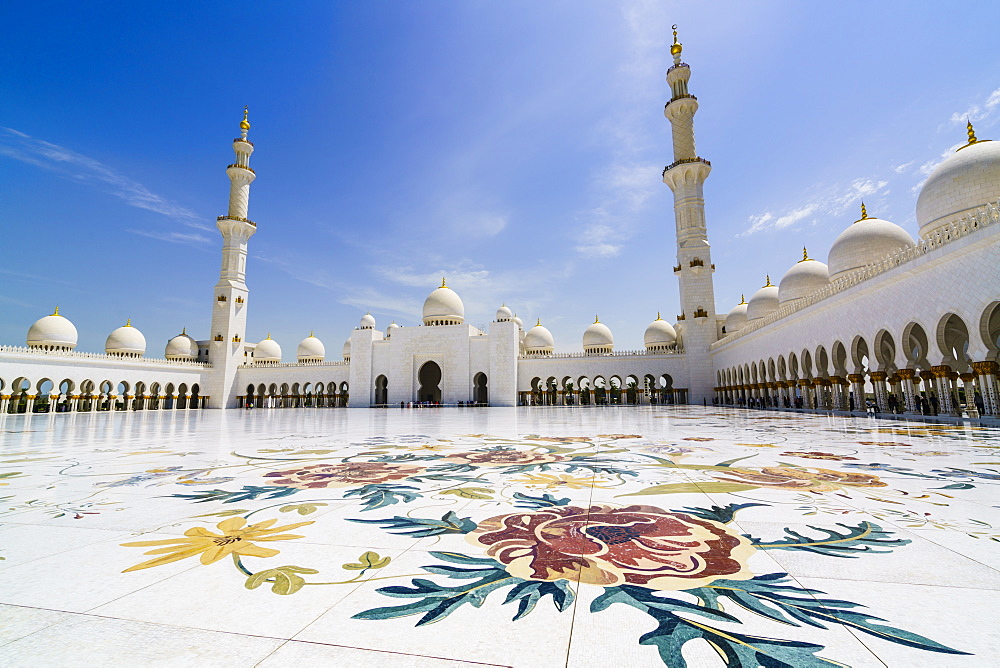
[407,443,449,452]
[121,517,313,572]
[513,472,616,490]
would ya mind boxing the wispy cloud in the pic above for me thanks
[0,127,210,233]
[575,162,660,257]
[739,178,888,236]
[129,229,213,245]
[949,87,1000,125]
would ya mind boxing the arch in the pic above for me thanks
[418,362,442,403]
[134,381,146,411]
[936,313,971,371]
[374,375,388,406]
[801,350,813,378]
[578,376,592,405]
[979,301,1000,361]
[178,383,189,409]
[788,353,799,379]
[814,346,829,378]
[777,355,787,381]
[873,329,898,372]
[149,382,160,410]
[831,341,848,376]
[191,383,200,409]
[473,372,488,405]
[850,336,870,373]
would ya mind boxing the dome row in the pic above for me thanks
[522,315,677,355]
[26,309,148,357]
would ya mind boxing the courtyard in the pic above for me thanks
[0,406,998,667]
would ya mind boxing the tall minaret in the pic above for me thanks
[661,27,719,405]
[206,107,257,408]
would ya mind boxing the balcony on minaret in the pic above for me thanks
[227,163,255,174]
[217,215,256,227]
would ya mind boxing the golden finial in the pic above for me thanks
[656,311,662,320]
[739,294,746,305]
[860,202,868,220]
[967,119,977,145]
[536,318,541,326]
[52,306,60,316]
[441,277,447,288]
[266,333,272,340]
[799,246,810,263]
[240,106,250,131]
[309,330,314,337]
[670,24,683,57]
[764,275,772,287]
[594,314,600,324]
[125,318,132,327]
[181,327,187,335]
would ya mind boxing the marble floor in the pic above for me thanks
[1,406,998,667]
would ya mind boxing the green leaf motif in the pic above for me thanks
[347,511,477,537]
[343,551,391,570]
[171,485,299,504]
[749,521,909,557]
[439,487,494,500]
[512,492,571,508]
[279,502,329,515]
[193,508,249,518]
[671,503,767,524]
[344,484,420,511]
[617,481,757,497]
[245,565,319,595]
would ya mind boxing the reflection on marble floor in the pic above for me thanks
[1,406,999,667]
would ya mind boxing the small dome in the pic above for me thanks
[296,333,325,362]
[644,314,677,351]
[423,279,465,325]
[359,313,376,330]
[513,315,524,330]
[105,319,146,356]
[165,329,197,360]
[583,317,614,353]
[778,250,830,304]
[746,278,780,321]
[495,305,513,321]
[26,307,78,350]
[523,320,555,354]
[827,207,914,281]
[724,298,748,333]
[254,335,282,364]
[386,322,400,338]
[916,130,1000,238]
[342,338,352,361]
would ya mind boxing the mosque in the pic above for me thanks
[1,31,998,418]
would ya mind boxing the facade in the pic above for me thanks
[2,33,998,418]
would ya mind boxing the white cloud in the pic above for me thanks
[0,127,209,231]
[893,160,914,173]
[949,86,1000,125]
[129,229,212,245]
[739,178,889,236]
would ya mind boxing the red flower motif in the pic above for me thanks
[467,504,754,590]
[711,466,886,491]
[263,462,425,489]
[441,450,566,467]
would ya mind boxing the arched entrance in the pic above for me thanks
[374,375,388,406]
[473,372,488,405]
[418,361,442,403]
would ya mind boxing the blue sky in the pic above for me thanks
[2,1,998,357]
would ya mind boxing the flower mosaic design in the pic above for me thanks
[263,462,426,489]
[467,504,754,589]
[121,517,313,571]
[510,472,616,490]
[439,448,566,467]
[780,451,858,461]
[711,466,887,491]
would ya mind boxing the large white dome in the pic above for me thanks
[359,313,376,330]
[725,298,748,333]
[583,318,614,353]
[386,322,400,338]
[524,320,555,354]
[778,251,830,304]
[165,329,197,360]
[644,314,677,351]
[26,308,78,350]
[916,130,1000,238]
[495,305,513,321]
[254,335,281,364]
[746,279,780,321]
[105,320,146,357]
[423,281,465,325]
[827,208,914,281]
[296,333,325,362]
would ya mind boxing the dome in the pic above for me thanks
[296,333,325,362]
[254,335,281,364]
[778,249,830,304]
[724,298,748,333]
[26,307,78,350]
[495,305,513,321]
[523,320,555,354]
[827,206,914,281]
[746,278,780,321]
[583,317,614,353]
[165,329,197,360]
[643,314,677,351]
[359,313,376,330]
[105,319,146,357]
[513,315,524,330]
[386,322,400,338]
[422,280,465,325]
[916,127,1000,238]
[342,338,352,361]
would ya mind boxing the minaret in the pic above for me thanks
[661,27,719,405]
[206,107,257,408]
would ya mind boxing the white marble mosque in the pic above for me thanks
[1,31,999,419]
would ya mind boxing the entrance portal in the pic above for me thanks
[418,361,442,403]
[473,372,488,405]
